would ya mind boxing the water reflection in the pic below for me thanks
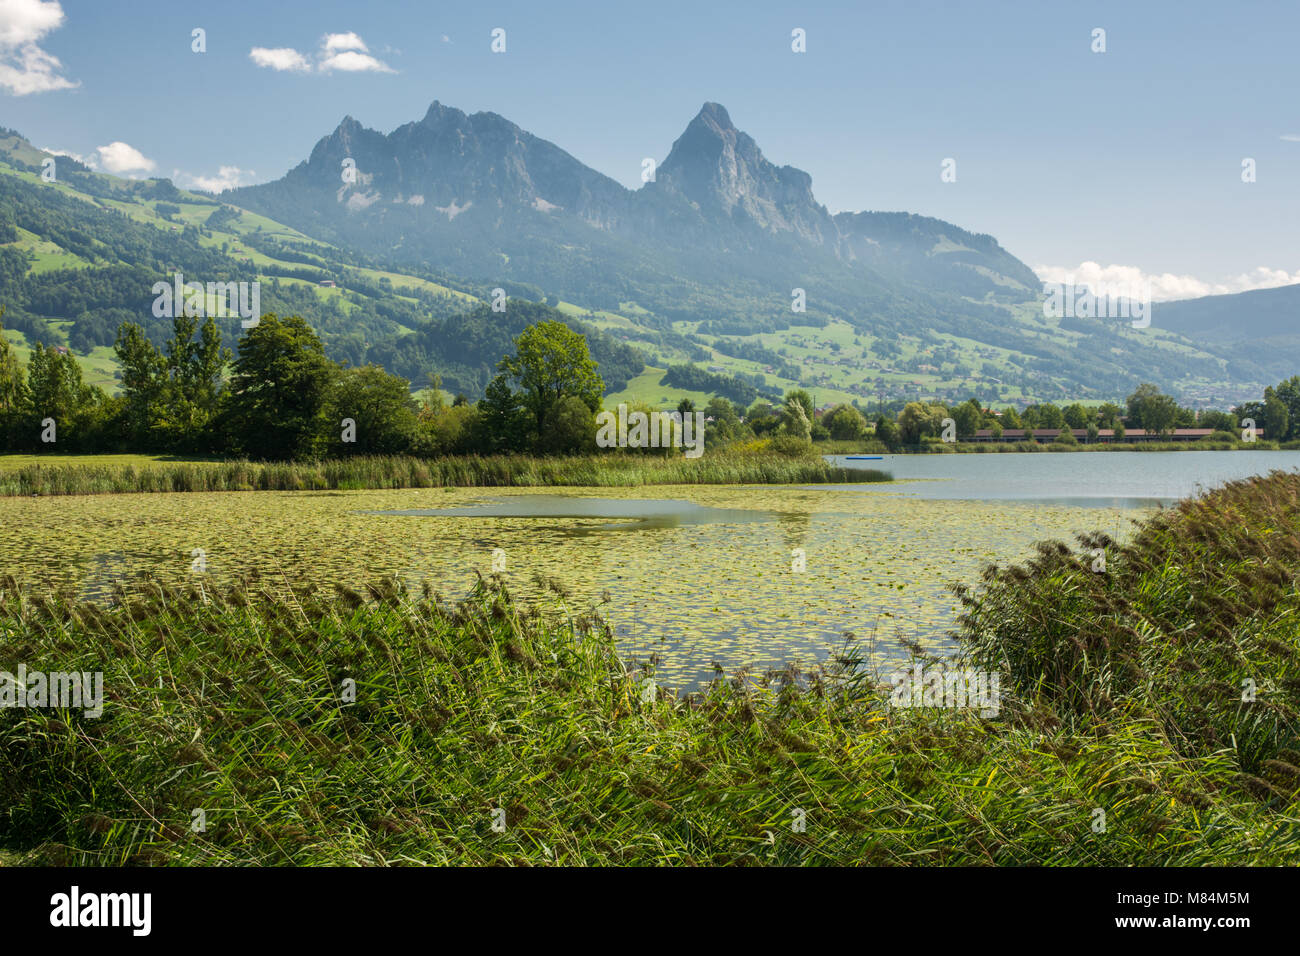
[366,495,782,533]
[776,510,813,551]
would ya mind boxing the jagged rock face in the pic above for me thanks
[286,101,629,228]
[647,103,835,243]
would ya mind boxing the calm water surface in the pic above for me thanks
[827,449,1300,506]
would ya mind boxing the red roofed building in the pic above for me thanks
[969,427,1255,444]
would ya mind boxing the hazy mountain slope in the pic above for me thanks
[1153,283,1300,342]
[1151,283,1300,384]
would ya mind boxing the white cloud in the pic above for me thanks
[319,49,394,73]
[40,144,91,166]
[95,141,154,175]
[249,32,393,74]
[0,0,77,95]
[176,165,253,193]
[1035,261,1300,303]
[322,32,367,53]
[249,46,311,72]
[1281,134,1300,142]
[0,0,62,45]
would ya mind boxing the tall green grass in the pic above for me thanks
[955,469,1300,785]
[0,453,889,497]
[5,469,1300,866]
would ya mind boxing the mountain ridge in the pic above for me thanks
[227,100,1038,314]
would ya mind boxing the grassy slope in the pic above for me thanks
[605,366,715,409]
[0,156,488,393]
[3,473,1300,864]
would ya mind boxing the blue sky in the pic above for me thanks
[2,0,1298,299]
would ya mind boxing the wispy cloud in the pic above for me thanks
[249,32,394,75]
[40,144,91,166]
[0,0,78,95]
[1281,134,1300,142]
[1035,261,1300,303]
[175,165,254,193]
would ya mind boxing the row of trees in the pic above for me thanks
[0,311,610,457]
[0,305,831,459]
[872,382,1289,447]
[5,302,1293,458]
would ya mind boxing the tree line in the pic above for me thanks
[3,300,1294,458]
[870,382,1294,447]
[0,301,840,460]
[0,307,630,458]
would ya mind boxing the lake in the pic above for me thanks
[4,450,1296,689]
[828,449,1300,506]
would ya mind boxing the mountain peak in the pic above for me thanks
[692,102,734,131]
[332,115,365,138]
[421,100,465,125]
[653,102,832,241]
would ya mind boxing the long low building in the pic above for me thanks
[968,427,1259,443]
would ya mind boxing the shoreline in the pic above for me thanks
[0,452,891,497]
[821,440,1287,455]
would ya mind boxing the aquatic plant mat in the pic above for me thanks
[0,485,1136,686]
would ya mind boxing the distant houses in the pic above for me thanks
[969,427,1256,443]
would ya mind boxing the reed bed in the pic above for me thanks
[0,453,889,497]
[955,469,1300,781]
[4,473,1300,867]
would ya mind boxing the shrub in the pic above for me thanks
[768,434,816,458]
